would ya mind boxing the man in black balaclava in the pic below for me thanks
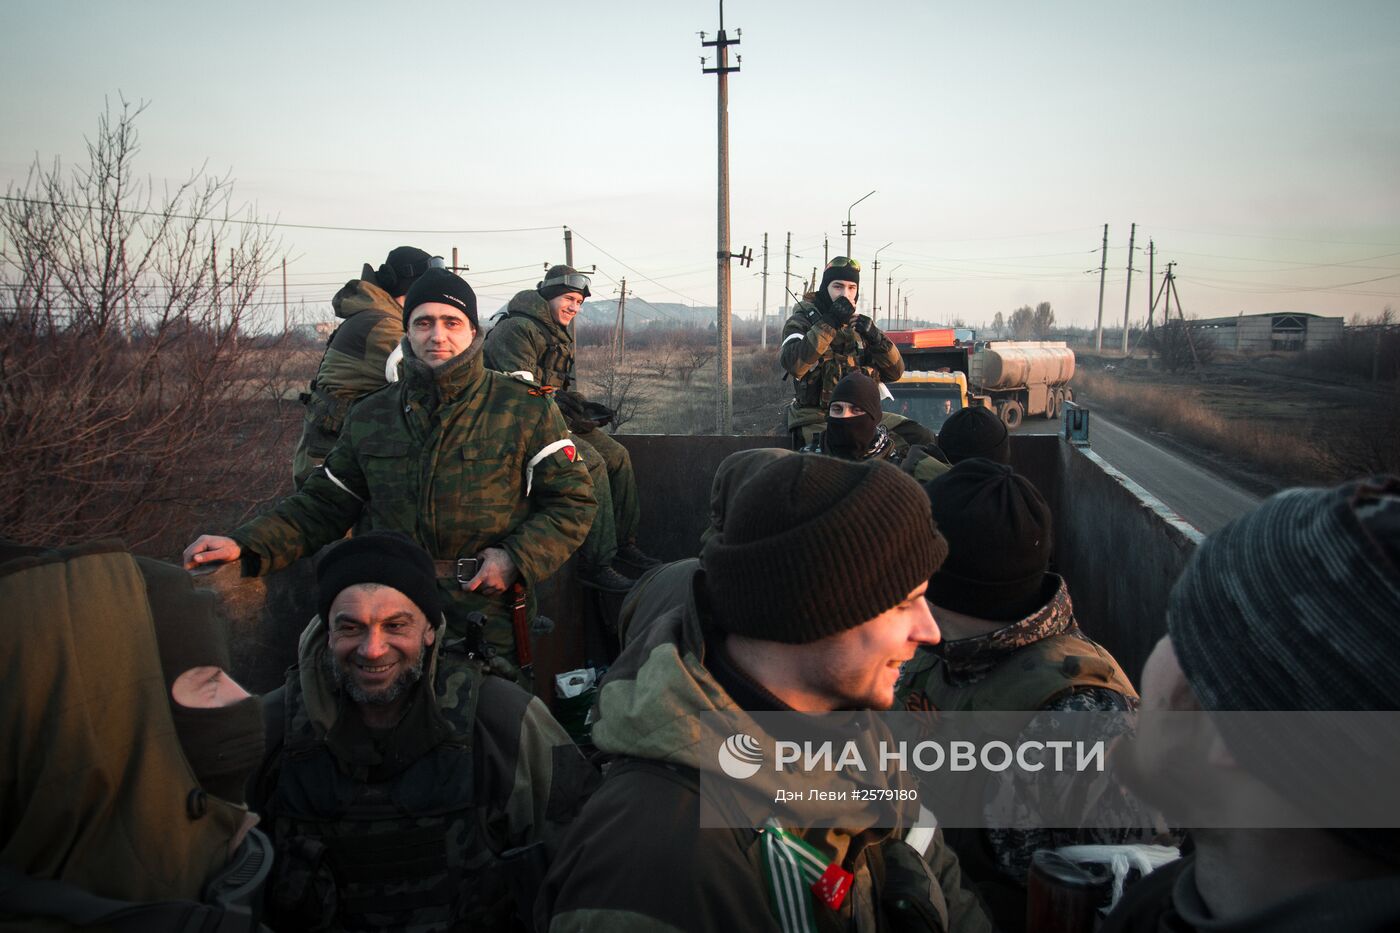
[779,256,905,449]
[802,371,896,462]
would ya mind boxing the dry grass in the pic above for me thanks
[1072,361,1400,487]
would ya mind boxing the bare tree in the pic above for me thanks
[674,345,716,386]
[1032,301,1056,339]
[0,99,298,556]
[991,311,1004,337]
[1010,305,1035,338]
[592,361,654,431]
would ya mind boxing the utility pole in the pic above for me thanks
[613,277,630,363]
[783,231,792,333]
[844,190,875,257]
[872,243,892,325]
[1147,240,1156,330]
[1121,222,1136,355]
[701,1,741,433]
[564,227,574,266]
[903,295,909,329]
[281,256,288,333]
[760,232,769,348]
[1093,223,1108,351]
[824,236,829,267]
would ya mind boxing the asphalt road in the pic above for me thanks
[1017,415,1260,534]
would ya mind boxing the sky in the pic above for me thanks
[3,0,1398,331]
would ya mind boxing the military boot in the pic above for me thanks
[579,564,636,594]
[614,542,662,574]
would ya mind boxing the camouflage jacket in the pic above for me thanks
[254,613,598,931]
[234,328,596,654]
[293,278,405,484]
[538,563,993,933]
[483,289,576,391]
[779,299,903,411]
[896,577,1152,929]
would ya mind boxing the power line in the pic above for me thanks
[0,194,559,235]
[568,229,706,306]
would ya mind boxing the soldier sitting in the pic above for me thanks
[803,371,950,482]
[484,264,659,593]
[897,458,1144,932]
[250,532,598,931]
[0,540,270,930]
[184,267,596,685]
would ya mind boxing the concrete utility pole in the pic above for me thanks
[1121,222,1136,354]
[1093,223,1109,351]
[844,190,875,257]
[760,232,769,348]
[701,1,741,433]
[613,277,630,362]
[1147,239,1156,331]
[564,227,574,266]
[872,242,892,325]
[282,257,288,333]
[783,231,792,327]
[903,295,909,329]
[824,236,829,267]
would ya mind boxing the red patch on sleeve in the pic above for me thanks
[564,445,577,462]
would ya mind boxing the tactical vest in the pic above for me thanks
[898,632,1137,933]
[792,304,882,410]
[266,657,517,932]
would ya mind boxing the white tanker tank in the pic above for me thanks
[968,341,1076,428]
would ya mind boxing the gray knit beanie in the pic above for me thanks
[1168,476,1400,860]
[702,456,948,643]
[1169,475,1400,712]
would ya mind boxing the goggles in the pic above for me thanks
[826,256,861,271]
[541,272,592,293]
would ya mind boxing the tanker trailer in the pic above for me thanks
[968,341,1076,428]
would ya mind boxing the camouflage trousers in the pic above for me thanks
[573,430,641,569]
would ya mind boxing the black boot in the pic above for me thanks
[579,564,636,593]
[615,543,662,572]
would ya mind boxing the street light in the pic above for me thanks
[895,278,909,330]
[871,243,892,321]
[843,190,876,257]
[886,265,902,330]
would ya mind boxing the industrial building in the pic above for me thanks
[1193,312,1343,353]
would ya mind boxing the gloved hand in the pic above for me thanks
[853,314,874,337]
[825,296,856,327]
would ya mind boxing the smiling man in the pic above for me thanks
[485,264,659,592]
[251,531,598,931]
[538,456,993,933]
[780,256,904,449]
[183,267,596,683]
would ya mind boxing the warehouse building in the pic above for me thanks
[1193,312,1343,353]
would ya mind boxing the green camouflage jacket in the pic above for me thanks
[483,289,576,391]
[293,277,404,485]
[254,612,598,931]
[234,328,596,659]
[538,562,993,933]
[779,299,903,412]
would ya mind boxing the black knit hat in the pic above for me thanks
[923,459,1053,621]
[703,456,947,643]
[830,371,881,416]
[937,406,1010,465]
[820,257,860,292]
[378,246,436,298]
[316,531,443,626]
[538,264,592,301]
[403,267,478,330]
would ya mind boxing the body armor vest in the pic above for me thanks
[267,658,517,932]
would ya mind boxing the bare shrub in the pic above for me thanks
[1149,320,1216,373]
[674,345,716,386]
[0,100,298,557]
[591,361,654,432]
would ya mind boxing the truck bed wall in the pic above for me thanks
[196,433,1197,697]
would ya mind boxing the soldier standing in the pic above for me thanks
[292,246,440,488]
[184,268,596,683]
[779,256,904,449]
[484,264,657,592]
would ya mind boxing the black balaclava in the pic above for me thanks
[138,557,264,805]
[825,371,882,458]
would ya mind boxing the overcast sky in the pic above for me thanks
[3,0,1398,330]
